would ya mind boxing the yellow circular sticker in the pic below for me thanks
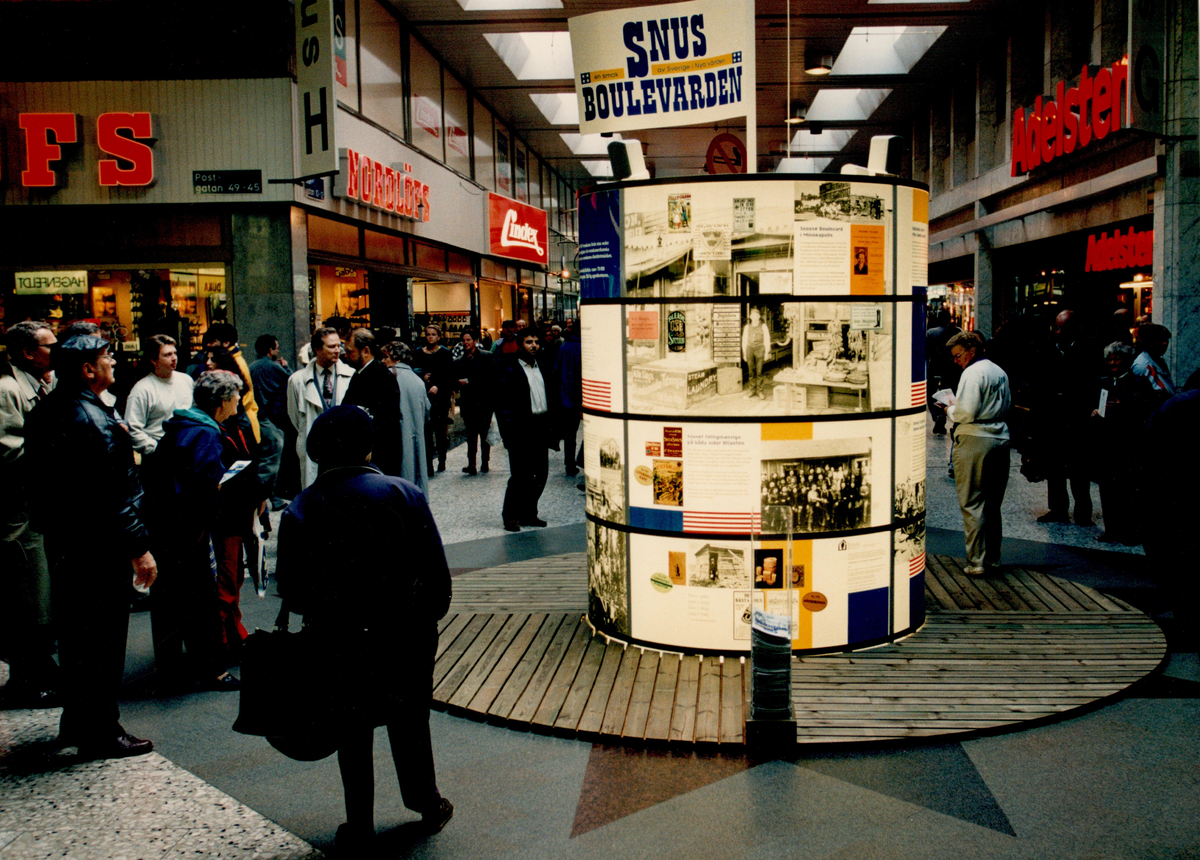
[634,465,653,485]
[650,572,673,593]
[802,592,828,612]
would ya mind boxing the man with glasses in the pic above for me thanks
[942,331,1012,575]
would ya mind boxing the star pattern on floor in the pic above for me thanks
[571,741,1016,838]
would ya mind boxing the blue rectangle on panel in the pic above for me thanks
[629,507,683,532]
[912,289,926,379]
[910,572,926,628]
[579,189,623,299]
[848,586,889,643]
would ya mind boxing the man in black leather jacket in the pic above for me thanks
[25,335,157,759]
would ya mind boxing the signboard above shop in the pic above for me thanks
[487,193,549,267]
[568,0,754,135]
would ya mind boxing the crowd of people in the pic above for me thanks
[927,306,1196,575]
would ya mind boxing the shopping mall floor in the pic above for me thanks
[2,425,1197,860]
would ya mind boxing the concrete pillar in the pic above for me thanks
[228,207,311,366]
[1157,0,1200,383]
[973,231,995,337]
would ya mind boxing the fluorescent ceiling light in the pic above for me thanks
[531,93,579,125]
[581,160,614,178]
[483,32,574,80]
[560,133,623,156]
[775,157,832,173]
[831,27,946,75]
[807,88,892,122]
[457,0,561,9]
[788,129,855,152]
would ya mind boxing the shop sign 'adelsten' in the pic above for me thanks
[487,193,548,266]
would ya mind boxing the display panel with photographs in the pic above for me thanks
[580,304,624,413]
[583,413,627,525]
[623,300,895,418]
[759,419,892,537]
[793,180,893,296]
[893,517,927,633]
[588,520,629,637]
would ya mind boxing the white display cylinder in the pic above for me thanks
[579,174,929,654]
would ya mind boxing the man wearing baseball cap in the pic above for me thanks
[25,335,157,759]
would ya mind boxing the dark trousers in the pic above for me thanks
[0,506,57,691]
[560,411,582,475]
[336,637,441,829]
[425,398,451,469]
[52,549,130,744]
[1048,472,1092,520]
[256,418,285,503]
[503,415,550,523]
[461,406,493,470]
[150,537,223,681]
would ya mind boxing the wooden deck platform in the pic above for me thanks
[432,553,1165,746]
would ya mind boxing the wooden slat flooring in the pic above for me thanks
[427,554,1166,746]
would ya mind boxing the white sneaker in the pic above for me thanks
[963,564,986,576]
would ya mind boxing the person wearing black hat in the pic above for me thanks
[274,406,454,849]
[24,335,157,759]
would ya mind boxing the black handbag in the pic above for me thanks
[232,602,340,761]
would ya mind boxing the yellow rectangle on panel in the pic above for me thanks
[761,423,813,441]
[912,189,929,224]
[792,540,814,649]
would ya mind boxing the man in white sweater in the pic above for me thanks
[944,331,1011,575]
[124,334,194,458]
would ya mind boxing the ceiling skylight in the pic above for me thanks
[483,33,574,80]
[531,93,579,125]
[789,129,855,152]
[831,27,946,75]
[457,0,561,9]
[560,133,624,156]
[807,89,892,122]
[775,157,832,173]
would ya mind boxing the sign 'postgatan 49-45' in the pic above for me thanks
[568,0,751,135]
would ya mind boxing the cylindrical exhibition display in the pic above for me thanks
[579,174,929,654]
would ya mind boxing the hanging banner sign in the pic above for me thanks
[568,0,753,135]
[296,0,339,178]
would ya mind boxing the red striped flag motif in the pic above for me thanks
[582,379,611,411]
[683,511,762,533]
[911,380,927,407]
[909,551,926,575]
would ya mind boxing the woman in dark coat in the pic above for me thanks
[274,406,454,851]
[148,371,247,690]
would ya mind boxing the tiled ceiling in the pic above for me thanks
[388,0,1007,185]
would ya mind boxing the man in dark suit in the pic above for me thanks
[453,329,496,475]
[496,328,555,531]
[343,329,402,477]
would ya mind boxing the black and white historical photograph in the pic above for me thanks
[794,180,887,222]
[585,430,625,524]
[687,542,748,589]
[588,521,629,636]
[760,438,873,535]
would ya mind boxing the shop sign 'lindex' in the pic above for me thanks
[1011,59,1130,176]
[569,0,753,135]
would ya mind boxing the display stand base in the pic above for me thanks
[744,717,798,748]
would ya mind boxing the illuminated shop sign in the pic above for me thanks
[333,148,431,221]
[487,193,549,266]
[15,270,90,295]
[19,112,159,188]
[1085,226,1152,272]
[1011,59,1129,176]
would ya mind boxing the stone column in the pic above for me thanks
[228,206,311,366]
[1158,0,1200,383]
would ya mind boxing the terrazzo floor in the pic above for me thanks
[2,420,1191,860]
